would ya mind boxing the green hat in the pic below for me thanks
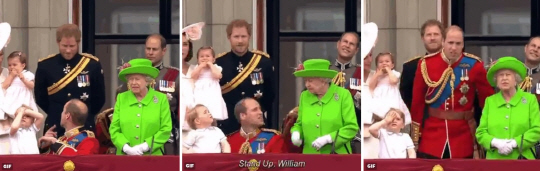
[293,59,338,78]
[118,58,160,82]
[486,56,527,86]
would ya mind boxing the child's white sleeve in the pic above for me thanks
[214,64,223,72]
[182,131,197,148]
[392,70,401,79]
[404,134,415,149]
[24,71,35,81]
[215,127,227,141]
[31,123,39,132]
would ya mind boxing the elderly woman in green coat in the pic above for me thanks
[476,56,540,159]
[290,59,359,154]
[110,58,173,155]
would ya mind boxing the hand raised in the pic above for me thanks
[45,125,58,138]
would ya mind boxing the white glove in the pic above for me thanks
[311,135,333,150]
[123,144,143,155]
[491,138,512,155]
[508,139,518,148]
[134,142,150,153]
[291,132,302,147]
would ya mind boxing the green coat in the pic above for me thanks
[110,88,173,155]
[291,84,359,154]
[476,89,540,159]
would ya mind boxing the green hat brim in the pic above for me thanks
[487,59,527,86]
[118,66,160,82]
[294,69,338,78]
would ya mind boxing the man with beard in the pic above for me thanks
[117,34,180,155]
[329,32,361,153]
[215,19,275,135]
[410,26,494,159]
[35,24,106,136]
[518,36,540,94]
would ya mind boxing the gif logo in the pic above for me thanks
[2,163,12,170]
[184,163,195,170]
[365,163,377,170]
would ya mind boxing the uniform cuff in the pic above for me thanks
[50,142,65,154]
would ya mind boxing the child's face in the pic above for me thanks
[387,114,405,131]
[377,55,394,70]
[20,115,34,129]
[8,57,25,72]
[198,49,214,64]
[194,107,214,128]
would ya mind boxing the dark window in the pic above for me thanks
[82,0,179,109]
[267,0,360,129]
[452,0,540,63]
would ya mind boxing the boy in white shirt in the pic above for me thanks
[369,108,416,159]
[182,104,231,154]
[9,106,44,154]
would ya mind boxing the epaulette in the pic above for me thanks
[165,66,179,71]
[38,54,56,62]
[81,53,99,61]
[216,51,228,59]
[463,52,482,61]
[226,129,239,137]
[251,50,270,58]
[404,56,423,64]
[355,64,361,67]
[97,108,114,121]
[422,52,438,59]
[83,130,96,138]
[261,128,281,135]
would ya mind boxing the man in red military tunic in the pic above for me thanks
[410,26,494,159]
[228,98,285,154]
[38,99,99,155]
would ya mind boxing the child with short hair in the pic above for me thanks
[9,106,44,154]
[369,108,416,159]
[191,46,228,121]
[182,104,231,154]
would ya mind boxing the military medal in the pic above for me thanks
[464,69,469,81]
[250,74,256,85]
[258,72,264,84]
[80,75,86,87]
[63,64,71,74]
[260,142,265,154]
[460,69,465,81]
[460,83,469,94]
[254,73,260,85]
[459,96,468,106]
[158,80,163,91]
[237,62,244,73]
[77,75,82,87]
[165,80,170,92]
[536,83,540,94]
[85,75,90,86]
[254,90,263,98]
[80,92,89,101]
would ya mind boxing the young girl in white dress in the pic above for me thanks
[0,51,38,120]
[368,52,411,125]
[191,46,228,121]
[369,108,416,159]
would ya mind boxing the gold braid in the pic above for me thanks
[332,72,346,86]
[519,76,533,92]
[420,59,456,105]
[239,139,252,154]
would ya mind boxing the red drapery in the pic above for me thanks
[365,159,540,171]
[183,154,362,170]
[1,155,179,171]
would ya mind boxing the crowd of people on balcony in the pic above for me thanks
[180,19,361,155]
[362,19,540,160]
[0,21,180,156]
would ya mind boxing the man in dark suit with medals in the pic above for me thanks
[518,36,540,95]
[117,34,180,155]
[35,24,106,136]
[216,19,275,135]
[329,32,361,153]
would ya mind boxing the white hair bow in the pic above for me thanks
[182,22,205,41]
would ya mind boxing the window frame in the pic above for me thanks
[451,0,540,47]
[266,0,360,129]
[82,0,179,52]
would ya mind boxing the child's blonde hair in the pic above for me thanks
[187,104,206,130]
[386,108,405,123]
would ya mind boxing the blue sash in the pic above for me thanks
[67,132,89,148]
[250,131,274,154]
[428,56,477,108]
